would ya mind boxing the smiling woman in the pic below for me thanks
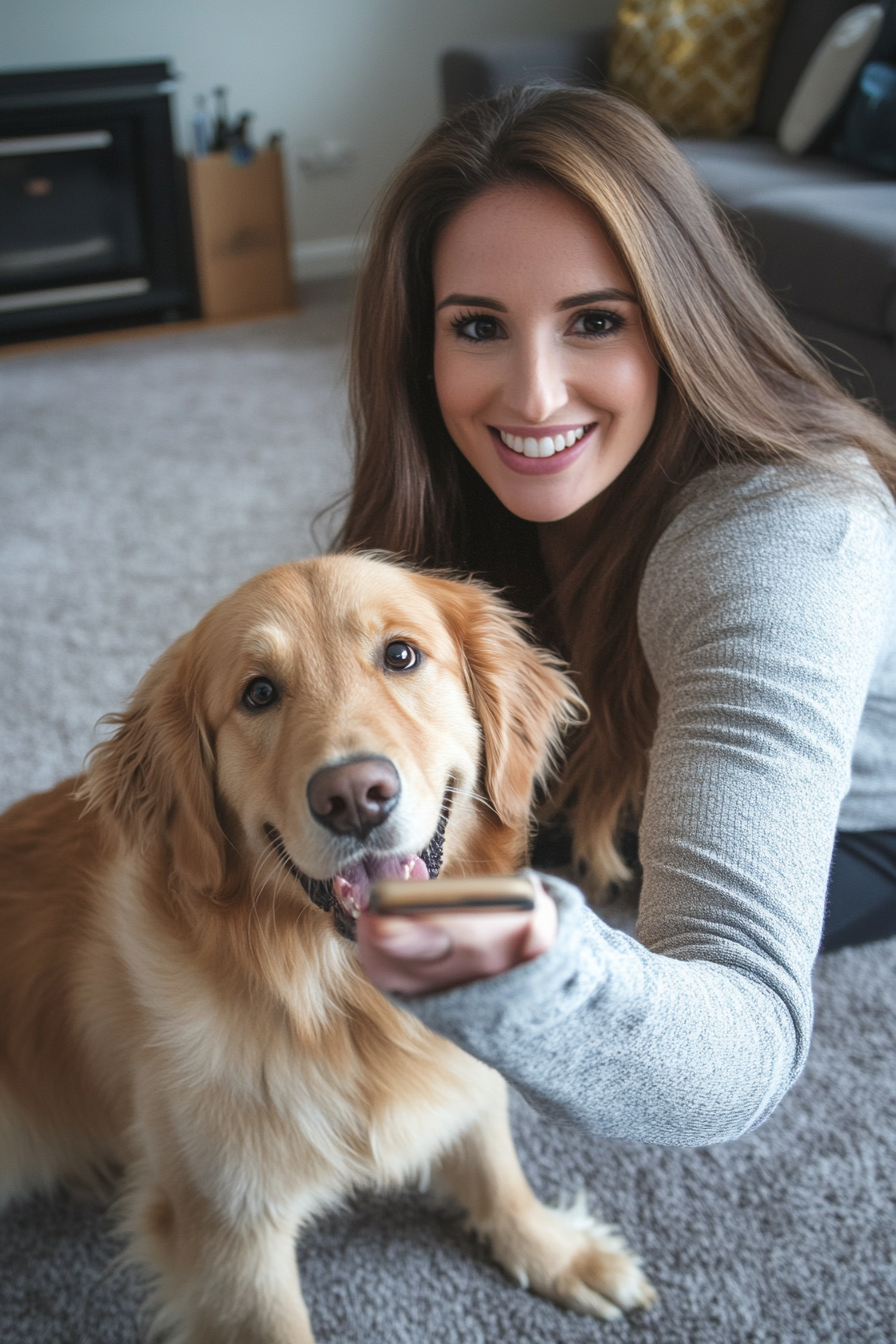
[335,85,896,1149]
[432,181,658,582]
[433,183,658,523]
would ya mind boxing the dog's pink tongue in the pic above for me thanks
[332,853,428,919]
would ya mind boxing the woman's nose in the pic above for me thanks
[505,334,568,423]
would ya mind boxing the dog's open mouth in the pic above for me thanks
[330,851,430,918]
[263,793,450,940]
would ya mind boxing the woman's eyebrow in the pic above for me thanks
[434,289,638,312]
[435,293,507,312]
[557,288,637,309]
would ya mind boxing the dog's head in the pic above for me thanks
[84,555,583,926]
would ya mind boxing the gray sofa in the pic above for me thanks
[441,0,896,420]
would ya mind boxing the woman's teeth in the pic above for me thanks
[498,426,587,457]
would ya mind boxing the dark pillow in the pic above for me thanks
[753,0,889,135]
[832,61,896,171]
[869,2,896,60]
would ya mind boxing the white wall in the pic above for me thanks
[1,0,617,276]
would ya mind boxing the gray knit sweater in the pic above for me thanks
[403,461,896,1146]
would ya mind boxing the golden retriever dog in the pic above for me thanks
[0,554,655,1341]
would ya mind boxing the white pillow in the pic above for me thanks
[777,4,885,155]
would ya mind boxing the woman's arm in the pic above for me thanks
[360,465,896,1145]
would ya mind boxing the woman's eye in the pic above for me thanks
[242,677,279,710]
[451,313,503,343]
[383,640,421,672]
[571,309,623,338]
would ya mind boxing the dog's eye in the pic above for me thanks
[242,677,279,710]
[383,640,420,672]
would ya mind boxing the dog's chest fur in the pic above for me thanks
[76,851,488,1207]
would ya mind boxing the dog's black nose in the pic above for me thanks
[307,756,401,839]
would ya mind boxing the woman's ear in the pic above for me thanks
[80,634,226,896]
[435,578,586,830]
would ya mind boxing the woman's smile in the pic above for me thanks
[489,423,596,475]
[496,423,592,455]
[432,182,659,522]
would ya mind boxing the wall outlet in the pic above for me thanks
[296,138,355,179]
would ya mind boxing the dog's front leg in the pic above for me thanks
[432,1068,656,1320]
[126,1178,314,1344]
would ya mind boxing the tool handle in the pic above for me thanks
[369,874,536,914]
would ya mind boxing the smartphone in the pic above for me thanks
[368,874,536,915]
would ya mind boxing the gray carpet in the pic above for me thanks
[1,293,894,1343]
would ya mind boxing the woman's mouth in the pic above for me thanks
[497,424,592,458]
[488,423,596,474]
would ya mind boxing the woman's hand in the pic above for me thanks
[355,876,558,996]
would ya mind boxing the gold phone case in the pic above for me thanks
[369,874,536,914]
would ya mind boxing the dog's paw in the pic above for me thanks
[489,1190,656,1320]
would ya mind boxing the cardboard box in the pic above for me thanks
[187,147,296,320]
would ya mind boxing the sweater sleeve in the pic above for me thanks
[395,465,896,1146]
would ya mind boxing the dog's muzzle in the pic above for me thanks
[264,792,451,940]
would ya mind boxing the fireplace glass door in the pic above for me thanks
[0,121,149,315]
[0,63,198,342]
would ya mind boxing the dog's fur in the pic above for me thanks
[0,554,655,1341]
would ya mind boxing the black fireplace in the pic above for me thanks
[0,61,199,344]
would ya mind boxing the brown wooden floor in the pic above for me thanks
[0,306,299,360]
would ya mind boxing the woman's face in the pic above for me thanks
[432,182,659,523]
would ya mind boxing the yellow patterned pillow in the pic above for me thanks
[609,0,786,138]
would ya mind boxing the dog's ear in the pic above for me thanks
[80,634,226,896]
[435,578,586,830]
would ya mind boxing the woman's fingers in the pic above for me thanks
[355,878,557,996]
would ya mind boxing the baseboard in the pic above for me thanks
[291,235,368,281]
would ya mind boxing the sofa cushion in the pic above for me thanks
[777,4,886,154]
[678,138,896,338]
[754,0,874,134]
[440,32,610,111]
[742,183,896,335]
[609,0,786,137]
[785,308,896,416]
[679,135,875,208]
[833,59,896,171]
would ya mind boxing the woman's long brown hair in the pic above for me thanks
[335,85,896,886]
